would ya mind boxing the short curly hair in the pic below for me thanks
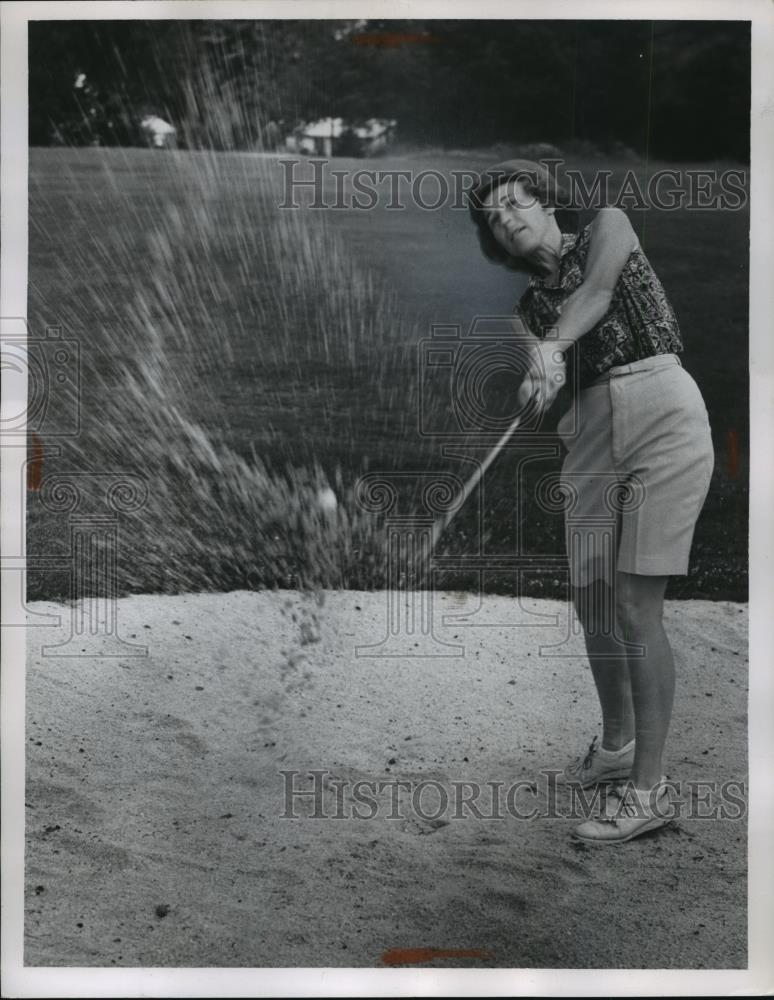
[468,159,579,273]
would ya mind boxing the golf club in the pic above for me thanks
[416,408,526,585]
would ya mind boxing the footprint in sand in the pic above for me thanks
[141,711,209,757]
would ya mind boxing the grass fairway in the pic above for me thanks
[27,148,748,600]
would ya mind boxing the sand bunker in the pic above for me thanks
[24,590,747,968]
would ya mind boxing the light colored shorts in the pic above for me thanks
[555,354,715,587]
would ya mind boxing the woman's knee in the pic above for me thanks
[572,579,616,635]
[614,573,667,638]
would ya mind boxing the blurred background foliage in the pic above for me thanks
[29,19,750,160]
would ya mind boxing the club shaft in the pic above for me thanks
[429,412,524,555]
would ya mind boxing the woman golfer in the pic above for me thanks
[469,160,715,844]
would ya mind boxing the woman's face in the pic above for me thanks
[483,179,555,260]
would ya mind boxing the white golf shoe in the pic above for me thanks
[572,777,672,844]
[560,734,635,788]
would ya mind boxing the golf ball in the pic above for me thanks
[316,488,337,512]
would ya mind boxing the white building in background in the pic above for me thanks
[140,115,177,149]
[352,118,397,155]
[297,117,345,157]
[285,117,397,157]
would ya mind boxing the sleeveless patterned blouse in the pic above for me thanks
[516,222,683,390]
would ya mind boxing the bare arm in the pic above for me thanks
[519,208,639,411]
[553,207,639,344]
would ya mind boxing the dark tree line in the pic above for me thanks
[29,19,750,160]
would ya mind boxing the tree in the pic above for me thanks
[28,18,750,160]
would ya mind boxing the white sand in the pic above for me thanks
[24,590,748,968]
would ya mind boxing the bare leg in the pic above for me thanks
[614,571,673,789]
[573,580,634,750]
[572,578,635,751]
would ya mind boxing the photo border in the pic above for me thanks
[2,1,772,995]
